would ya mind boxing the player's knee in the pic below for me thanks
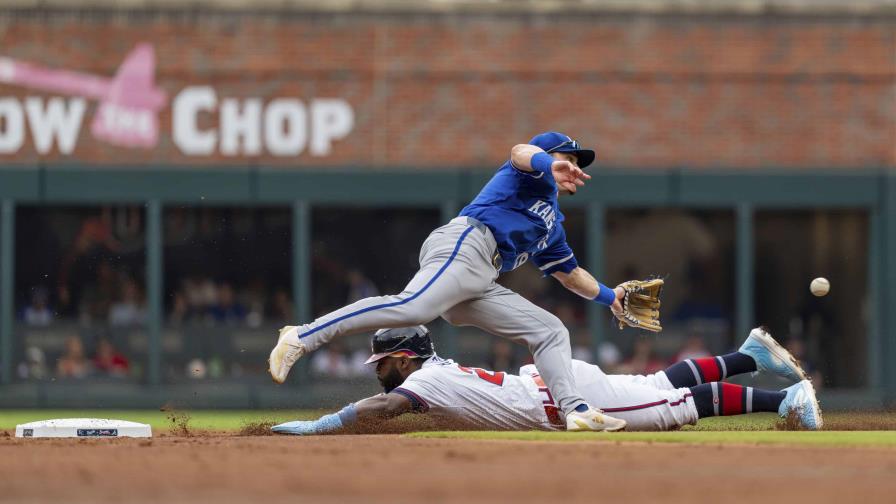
[526,316,569,348]
[543,318,570,344]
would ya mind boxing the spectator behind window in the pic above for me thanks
[346,269,379,304]
[310,341,351,378]
[108,278,146,327]
[619,337,665,376]
[269,289,294,321]
[596,341,623,374]
[56,336,91,379]
[169,291,192,325]
[93,339,130,378]
[486,339,516,372]
[182,276,218,322]
[674,334,712,362]
[23,286,54,326]
[17,346,48,380]
[78,260,119,325]
[209,283,247,325]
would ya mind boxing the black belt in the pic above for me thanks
[460,217,502,271]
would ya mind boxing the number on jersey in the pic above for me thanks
[457,365,505,386]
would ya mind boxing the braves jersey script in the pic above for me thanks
[392,355,566,431]
[459,161,578,274]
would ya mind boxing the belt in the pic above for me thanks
[455,216,502,271]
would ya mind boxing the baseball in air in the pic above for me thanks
[810,277,830,297]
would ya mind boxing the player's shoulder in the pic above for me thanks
[404,357,454,382]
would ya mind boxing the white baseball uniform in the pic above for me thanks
[393,355,699,431]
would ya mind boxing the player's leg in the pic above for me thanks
[593,366,822,430]
[688,380,822,429]
[442,285,621,431]
[689,381,784,419]
[572,360,818,430]
[269,221,499,383]
[561,360,697,431]
[660,327,808,389]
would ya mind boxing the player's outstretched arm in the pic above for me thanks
[552,267,625,317]
[271,393,412,435]
[510,144,591,194]
[510,144,546,172]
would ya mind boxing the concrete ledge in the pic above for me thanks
[0,0,893,16]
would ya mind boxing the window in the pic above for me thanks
[603,209,736,375]
[308,206,441,379]
[14,206,146,382]
[162,206,292,382]
[755,210,869,388]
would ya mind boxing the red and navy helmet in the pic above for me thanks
[365,325,435,364]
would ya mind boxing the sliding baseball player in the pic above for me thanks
[272,325,822,434]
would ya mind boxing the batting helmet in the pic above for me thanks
[364,325,435,364]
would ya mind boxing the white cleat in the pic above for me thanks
[566,407,627,432]
[268,325,307,384]
[738,327,808,383]
[778,379,823,430]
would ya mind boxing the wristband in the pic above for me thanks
[530,151,554,174]
[336,403,358,426]
[594,282,616,307]
[312,413,343,433]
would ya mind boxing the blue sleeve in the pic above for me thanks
[532,224,578,276]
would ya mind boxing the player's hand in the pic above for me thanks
[610,286,625,320]
[551,160,591,195]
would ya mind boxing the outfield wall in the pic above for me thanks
[0,8,893,169]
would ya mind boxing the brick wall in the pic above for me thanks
[0,10,893,169]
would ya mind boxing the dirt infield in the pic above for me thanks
[2,433,895,504]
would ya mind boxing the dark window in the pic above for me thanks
[14,206,146,383]
[162,206,292,382]
[755,210,869,388]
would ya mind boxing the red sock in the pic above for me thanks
[689,382,785,418]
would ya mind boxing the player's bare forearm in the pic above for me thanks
[552,267,599,299]
[354,392,413,425]
[553,267,625,315]
[512,144,591,194]
[510,144,545,172]
[271,392,412,435]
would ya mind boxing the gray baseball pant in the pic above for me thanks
[292,217,588,414]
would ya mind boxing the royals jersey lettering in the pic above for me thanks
[459,161,578,274]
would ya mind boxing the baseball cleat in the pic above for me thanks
[565,407,627,432]
[738,327,808,383]
[778,379,823,430]
[268,325,307,384]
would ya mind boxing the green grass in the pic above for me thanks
[408,430,896,447]
[3,410,894,447]
[0,409,319,431]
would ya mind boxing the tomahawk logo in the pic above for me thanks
[0,43,165,152]
[0,43,354,157]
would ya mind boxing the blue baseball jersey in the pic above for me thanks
[459,161,578,274]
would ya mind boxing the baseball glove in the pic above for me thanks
[615,278,664,332]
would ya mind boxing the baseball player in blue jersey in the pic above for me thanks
[270,131,629,431]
